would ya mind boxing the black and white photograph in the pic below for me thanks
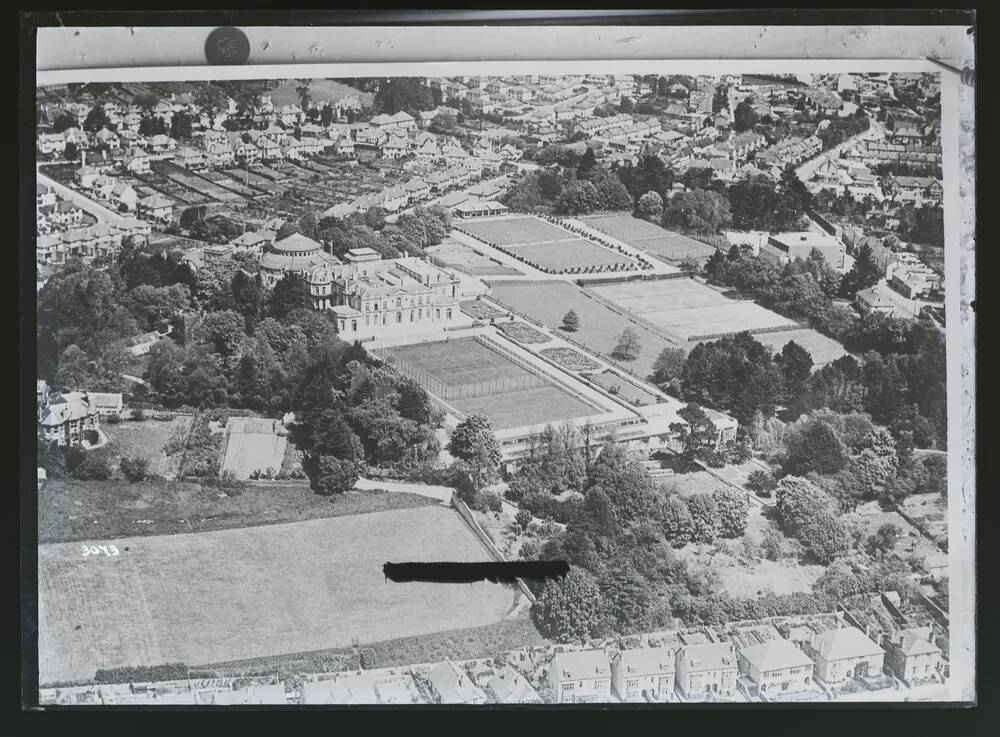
[25,21,976,709]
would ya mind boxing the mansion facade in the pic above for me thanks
[258,234,462,339]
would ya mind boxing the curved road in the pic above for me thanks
[37,169,129,227]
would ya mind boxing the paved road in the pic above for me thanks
[794,118,885,182]
[37,171,129,226]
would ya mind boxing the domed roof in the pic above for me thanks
[272,232,321,254]
[309,266,333,284]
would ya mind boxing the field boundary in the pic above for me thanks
[450,493,536,605]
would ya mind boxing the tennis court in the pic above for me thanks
[458,215,576,246]
[506,239,632,271]
[581,214,718,262]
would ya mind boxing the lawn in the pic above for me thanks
[457,215,577,247]
[590,279,796,341]
[506,240,632,271]
[100,416,193,479]
[38,478,438,544]
[452,385,598,431]
[38,506,517,684]
[428,239,523,277]
[580,214,717,262]
[486,280,680,380]
[852,504,941,561]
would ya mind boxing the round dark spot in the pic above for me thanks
[205,27,250,65]
[124,546,130,552]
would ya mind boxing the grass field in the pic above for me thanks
[741,328,851,369]
[38,506,516,684]
[38,479,438,544]
[506,240,632,271]
[486,280,679,380]
[219,418,289,480]
[458,215,576,246]
[590,279,796,341]
[383,338,598,430]
[581,214,717,262]
[101,417,193,479]
[428,240,523,277]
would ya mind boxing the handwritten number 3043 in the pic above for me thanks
[81,545,121,557]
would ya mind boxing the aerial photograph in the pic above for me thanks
[33,70,954,705]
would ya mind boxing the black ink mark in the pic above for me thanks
[383,561,569,585]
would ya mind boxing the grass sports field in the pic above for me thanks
[506,239,631,271]
[383,338,598,430]
[38,506,515,684]
[590,279,796,341]
[219,418,289,480]
[738,328,850,369]
[458,215,575,246]
[486,280,680,380]
[581,214,717,262]
[427,239,523,277]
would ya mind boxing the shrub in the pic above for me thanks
[359,648,377,670]
[120,456,151,483]
[515,508,533,531]
[72,447,115,480]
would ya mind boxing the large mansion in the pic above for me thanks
[260,234,462,339]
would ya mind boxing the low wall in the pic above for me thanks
[451,493,537,604]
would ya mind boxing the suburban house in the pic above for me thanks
[486,665,543,704]
[176,147,207,170]
[882,627,943,686]
[425,660,487,705]
[230,229,276,256]
[547,649,612,703]
[674,642,739,701]
[889,260,942,299]
[38,132,67,156]
[610,646,676,703]
[121,146,152,174]
[138,195,174,222]
[803,626,886,686]
[737,638,816,697]
[300,675,378,705]
[38,392,101,447]
[453,200,511,219]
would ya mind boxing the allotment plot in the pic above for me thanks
[37,507,515,684]
[219,417,288,480]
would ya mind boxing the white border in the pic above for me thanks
[33,56,975,704]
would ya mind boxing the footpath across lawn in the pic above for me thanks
[38,479,438,544]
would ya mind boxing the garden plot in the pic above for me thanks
[427,240,523,277]
[101,416,193,479]
[38,507,514,684]
[219,417,289,480]
[496,321,550,344]
[487,280,679,380]
[581,214,717,262]
[585,370,660,406]
[460,300,509,320]
[589,279,796,341]
[153,162,244,203]
[539,347,601,372]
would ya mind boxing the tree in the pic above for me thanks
[267,272,313,321]
[193,258,239,311]
[533,566,610,643]
[713,487,750,538]
[193,310,246,359]
[63,140,79,162]
[598,563,659,634]
[120,456,151,482]
[587,167,634,211]
[309,455,361,496]
[611,328,642,361]
[72,447,116,480]
[123,284,191,331]
[661,497,694,547]
[83,104,112,132]
[575,146,597,179]
[865,523,902,559]
[839,242,883,298]
[650,346,687,387]
[775,340,813,386]
[662,189,731,235]
[798,511,853,564]
[448,414,501,488]
[686,493,719,543]
[782,417,849,477]
[849,427,899,497]
[231,271,264,332]
[636,190,664,221]
[561,309,580,332]
[515,508,533,532]
[555,180,601,215]
[746,469,777,497]
[170,111,193,139]
[671,403,718,466]
[775,476,837,533]
[733,100,759,133]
